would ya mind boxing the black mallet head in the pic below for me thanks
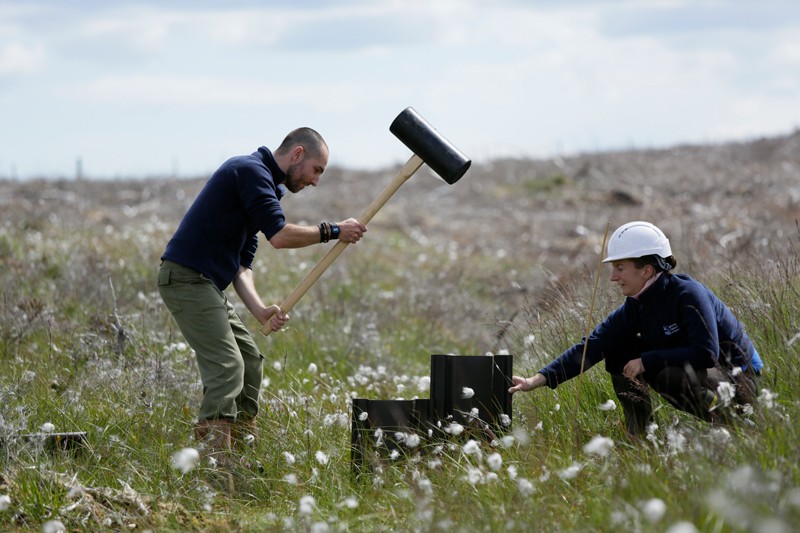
[389,107,471,185]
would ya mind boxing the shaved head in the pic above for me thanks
[275,127,328,160]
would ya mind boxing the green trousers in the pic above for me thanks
[157,260,263,422]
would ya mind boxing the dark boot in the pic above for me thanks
[611,374,653,437]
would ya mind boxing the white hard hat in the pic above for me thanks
[602,221,672,263]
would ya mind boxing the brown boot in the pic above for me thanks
[194,418,233,466]
[194,420,210,442]
[194,418,235,493]
[231,418,258,449]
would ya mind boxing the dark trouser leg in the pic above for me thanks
[649,365,716,422]
[734,370,759,407]
[706,366,760,407]
[611,374,653,436]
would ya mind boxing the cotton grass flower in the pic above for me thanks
[171,447,200,473]
[558,462,582,480]
[598,399,617,411]
[465,467,483,486]
[444,423,464,436]
[40,422,55,433]
[315,451,329,466]
[523,334,536,347]
[517,478,535,496]
[665,521,699,533]
[404,433,421,448]
[428,458,442,470]
[338,497,359,509]
[512,426,530,446]
[461,387,475,399]
[507,464,518,480]
[284,473,298,485]
[641,498,667,523]
[486,453,503,471]
[283,451,296,465]
[758,388,778,409]
[311,521,329,533]
[298,495,316,516]
[583,435,614,457]
[417,375,430,393]
[417,477,434,495]
[42,520,66,533]
[307,363,318,374]
[499,413,511,427]
[716,381,735,407]
[0,494,10,511]
[666,428,687,455]
[323,413,348,427]
[708,427,731,443]
[462,439,481,456]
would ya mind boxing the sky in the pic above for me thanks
[1,0,799,180]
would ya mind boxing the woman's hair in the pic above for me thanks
[633,254,677,272]
[275,127,328,159]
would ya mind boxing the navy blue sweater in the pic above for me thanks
[539,273,762,388]
[161,147,288,290]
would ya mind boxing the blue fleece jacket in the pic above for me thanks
[539,273,762,389]
[161,147,288,290]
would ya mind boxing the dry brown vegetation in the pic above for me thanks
[2,129,799,348]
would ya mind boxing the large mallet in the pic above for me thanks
[261,106,471,335]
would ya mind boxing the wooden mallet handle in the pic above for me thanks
[261,154,424,335]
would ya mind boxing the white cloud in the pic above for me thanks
[0,42,45,75]
[60,74,386,111]
[1,0,799,178]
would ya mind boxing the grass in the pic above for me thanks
[0,193,799,532]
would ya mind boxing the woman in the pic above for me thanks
[509,221,763,436]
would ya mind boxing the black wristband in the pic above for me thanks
[330,223,340,240]
[318,223,326,243]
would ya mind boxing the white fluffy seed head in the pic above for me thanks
[170,447,200,473]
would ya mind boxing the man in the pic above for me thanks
[157,128,367,460]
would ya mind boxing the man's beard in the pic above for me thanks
[284,163,304,193]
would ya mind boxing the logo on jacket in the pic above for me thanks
[663,323,680,336]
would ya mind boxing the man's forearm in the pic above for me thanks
[268,223,321,249]
[232,267,268,320]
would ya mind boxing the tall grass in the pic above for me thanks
[0,194,798,532]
